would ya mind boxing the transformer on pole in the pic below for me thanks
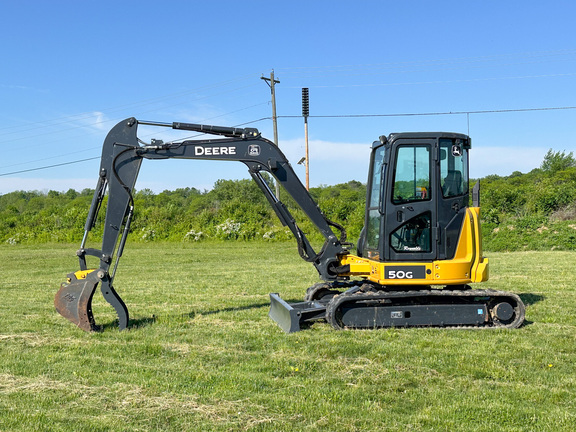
[302,88,309,190]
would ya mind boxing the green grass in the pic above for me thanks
[1,242,575,431]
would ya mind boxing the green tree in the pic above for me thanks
[540,149,576,173]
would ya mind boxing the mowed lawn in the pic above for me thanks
[1,242,575,431]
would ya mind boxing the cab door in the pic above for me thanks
[383,139,437,262]
[436,137,470,260]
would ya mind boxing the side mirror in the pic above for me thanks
[472,181,480,207]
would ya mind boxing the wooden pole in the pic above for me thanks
[261,71,281,197]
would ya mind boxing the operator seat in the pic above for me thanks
[442,170,462,197]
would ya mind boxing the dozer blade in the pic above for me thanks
[268,293,328,333]
[55,271,99,332]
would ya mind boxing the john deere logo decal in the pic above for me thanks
[248,145,260,156]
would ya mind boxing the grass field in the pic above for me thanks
[1,242,575,431]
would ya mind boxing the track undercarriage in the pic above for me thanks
[269,281,526,333]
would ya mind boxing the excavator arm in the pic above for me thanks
[55,118,350,331]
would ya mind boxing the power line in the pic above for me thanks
[277,105,576,119]
[0,118,272,177]
[2,105,575,177]
[0,74,260,135]
[0,147,101,170]
[0,157,100,177]
[0,84,263,145]
[0,102,270,170]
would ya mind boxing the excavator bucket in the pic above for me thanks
[268,293,328,333]
[54,271,99,332]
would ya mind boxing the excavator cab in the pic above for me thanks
[358,133,471,263]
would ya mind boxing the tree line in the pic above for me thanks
[1,150,575,251]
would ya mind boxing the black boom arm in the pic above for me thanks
[55,118,349,331]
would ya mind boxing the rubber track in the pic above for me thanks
[326,288,526,330]
[304,280,361,302]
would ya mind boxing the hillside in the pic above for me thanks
[478,149,576,251]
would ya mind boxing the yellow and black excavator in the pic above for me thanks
[56,118,525,332]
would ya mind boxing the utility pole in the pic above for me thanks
[261,70,281,197]
[302,88,310,190]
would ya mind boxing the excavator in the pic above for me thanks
[56,118,525,332]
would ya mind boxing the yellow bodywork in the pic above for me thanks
[68,269,96,282]
[340,207,488,286]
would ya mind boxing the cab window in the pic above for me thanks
[365,146,386,254]
[440,139,468,198]
[392,145,430,204]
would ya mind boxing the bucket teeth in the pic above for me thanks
[54,272,99,331]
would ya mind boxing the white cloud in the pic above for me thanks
[277,138,372,186]
[279,137,371,163]
[77,111,112,132]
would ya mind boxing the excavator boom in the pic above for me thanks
[56,118,349,331]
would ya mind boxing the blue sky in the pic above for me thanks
[1,0,575,194]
